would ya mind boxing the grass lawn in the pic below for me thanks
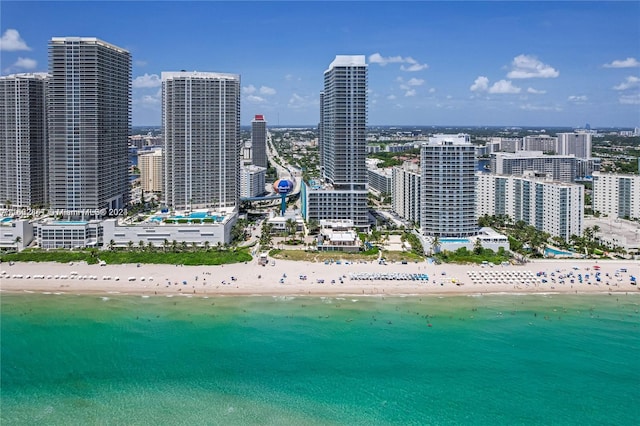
[269,248,424,263]
[0,248,252,266]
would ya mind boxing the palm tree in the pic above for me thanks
[203,241,210,252]
[285,219,296,242]
[171,240,178,252]
[431,236,441,255]
[14,236,21,251]
[147,241,154,252]
[138,240,145,251]
[473,238,483,255]
[163,239,169,252]
[127,241,134,251]
[180,241,187,252]
[108,239,116,251]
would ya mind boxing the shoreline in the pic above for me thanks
[2,258,638,298]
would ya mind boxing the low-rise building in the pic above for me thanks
[317,219,360,252]
[0,218,34,251]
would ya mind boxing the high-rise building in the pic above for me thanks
[48,37,131,213]
[162,71,241,210]
[557,132,591,159]
[0,73,48,208]
[592,172,640,219]
[138,149,163,193]
[240,164,267,198]
[392,162,421,225]
[251,114,267,168]
[476,173,583,241]
[302,55,368,228]
[522,135,557,153]
[420,134,476,237]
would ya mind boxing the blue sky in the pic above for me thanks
[1,1,639,127]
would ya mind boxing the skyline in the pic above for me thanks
[1,1,639,128]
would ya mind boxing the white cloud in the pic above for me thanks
[242,85,257,94]
[369,53,406,66]
[488,80,521,94]
[404,89,416,97]
[12,57,37,70]
[407,77,424,86]
[259,86,276,95]
[133,73,161,88]
[619,94,640,104]
[520,104,560,111]
[134,60,148,67]
[603,57,640,68]
[470,76,489,92]
[0,29,31,51]
[428,88,436,93]
[246,95,266,104]
[288,93,316,110]
[369,53,428,71]
[527,87,547,94]
[507,54,559,79]
[568,95,588,103]
[613,76,640,91]
[387,94,397,100]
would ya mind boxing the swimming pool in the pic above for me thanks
[1,217,12,223]
[53,221,88,226]
[544,247,574,256]
[440,238,470,244]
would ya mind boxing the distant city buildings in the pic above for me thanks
[48,37,131,213]
[251,114,268,168]
[476,173,584,241]
[592,172,640,220]
[491,151,576,182]
[420,134,477,237]
[162,71,241,210]
[303,55,368,228]
[0,73,49,208]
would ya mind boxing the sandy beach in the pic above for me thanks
[1,256,638,297]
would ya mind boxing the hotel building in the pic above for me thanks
[251,114,267,168]
[592,172,640,220]
[48,37,131,213]
[162,71,241,210]
[476,173,583,241]
[420,134,476,237]
[0,73,49,208]
[303,55,368,228]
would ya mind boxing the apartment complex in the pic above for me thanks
[138,149,163,193]
[367,166,392,195]
[491,151,576,182]
[522,135,557,153]
[392,162,420,225]
[48,37,131,213]
[240,164,267,198]
[303,55,368,228]
[162,71,241,210]
[592,172,640,219]
[420,134,477,237]
[476,173,583,241]
[0,73,49,208]
[251,114,267,168]
[557,132,591,159]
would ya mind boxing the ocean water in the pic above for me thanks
[2,293,639,425]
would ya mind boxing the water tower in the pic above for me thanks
[273,178,294,216]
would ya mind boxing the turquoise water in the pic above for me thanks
[440,238,470,243]
[545,247,575,256]
[2,294,639,424]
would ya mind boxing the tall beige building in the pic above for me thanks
[139,149,163,193]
